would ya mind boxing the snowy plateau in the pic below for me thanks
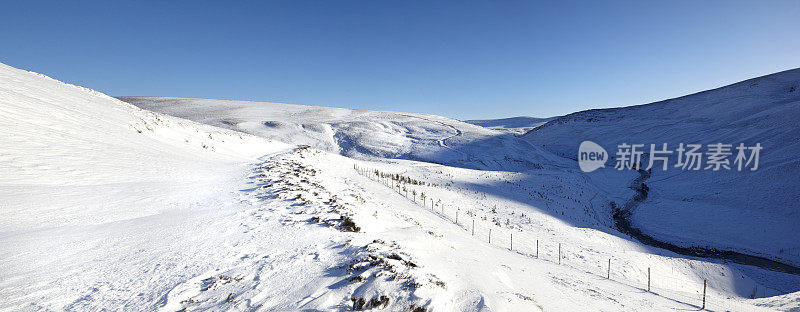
[2,62,800,311]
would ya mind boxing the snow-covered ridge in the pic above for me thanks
[117,96,566,171]
[0,63,284,186]
[523,68,800,266]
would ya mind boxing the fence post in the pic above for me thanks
[702,279,707,310]
[558,243,561,264]
[489,229,492,244]
[471,219,474,236]
[455,211,459,224]
[607,259,611,279]
[510,233,513,250]
[536,239,539,258]
[647,267,651,292]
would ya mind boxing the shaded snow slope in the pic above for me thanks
[465,116,555,135]
[118,97,564,171]
[523,68,800,267]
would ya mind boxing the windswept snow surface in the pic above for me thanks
[117,97,562,171]
[2,62,797,311]
[0,62,302,310]
[523,69,800,268]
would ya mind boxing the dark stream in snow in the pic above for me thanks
[612,170,800,276]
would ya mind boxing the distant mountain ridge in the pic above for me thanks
[118,96,566,171]
[465,116,555,135]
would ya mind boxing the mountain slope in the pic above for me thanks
[117,97,565,171]
[0,64,287,232]
[1,63,793,311]
[0,63,297,310]
[523,68,800,266]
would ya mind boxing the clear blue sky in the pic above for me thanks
[2,1,799,120]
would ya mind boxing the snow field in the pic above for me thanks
[348,159,791,311]
[3,61,798,311]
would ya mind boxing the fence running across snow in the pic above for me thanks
[352,164,776,312]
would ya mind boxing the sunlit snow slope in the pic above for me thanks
[118,97,563,171]
[523,69,800,267]
[2,63,794,311]
[0,63,291,310]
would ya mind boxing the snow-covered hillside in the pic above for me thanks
[0,63,299,309]
[523,69,800,268]
[118,97,562,171]
[465,116,555,135]
[2,61,797,311]
[0,63,452,311]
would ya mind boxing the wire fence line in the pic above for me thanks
[353,164,776,312]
